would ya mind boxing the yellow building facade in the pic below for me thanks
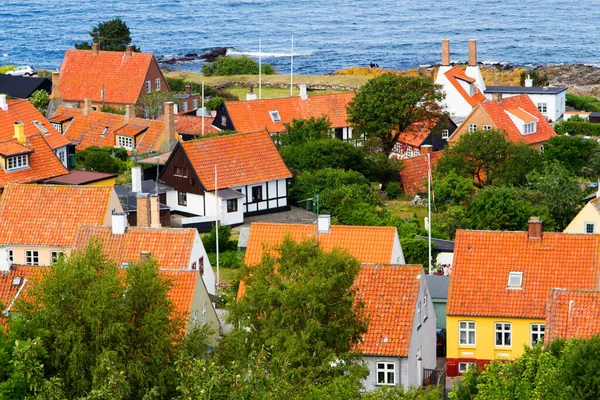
[564,198,600,234]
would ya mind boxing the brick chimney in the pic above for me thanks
[92,43,99,56]
[50,73,61,99]
[420,144,433,155]
[150,195,161,228]
[140,251,151,263]
[468,39,477,67]
[13,122,26,144]
[185,85,191,95]
[125,45,133,57]
[136,193,151,227]
[441,39,450,66]
[492,93,503,103]
[163,101,176,142]
[125,104,135,121]
[528,216,542,239]
[83,98,92,115]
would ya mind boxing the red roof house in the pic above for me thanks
[399,151,443,195]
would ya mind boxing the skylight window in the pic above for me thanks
[32,120,49,135]
[508,272,523,288]
[100,127,108,136]
[269,110,282,122]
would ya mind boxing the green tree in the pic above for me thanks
[201,56,275,76]
[542,135,599,177]
[279,116,332,146]
[347,74,444,155]
[135,91,180,119]
[400,238,433,269]
[76,146,129,173]
[75,18,139,52]
[280,139,368,173]
[28,90,50,115]
[432,170,474,210]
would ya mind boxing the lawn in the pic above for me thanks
[218,267,240,285]
[383,198,437,221]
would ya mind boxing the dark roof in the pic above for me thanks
[0,76,52,98]
[44,170,117,185]
[590,112,600,118]
[425,275,450,300]
[115,180,171,212]
[216,188,245,199]
[416,236,455,252]
[485,86,567,95]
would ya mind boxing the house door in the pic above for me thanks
[416,347,422,386]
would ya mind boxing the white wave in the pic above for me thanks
[226,49,315,58]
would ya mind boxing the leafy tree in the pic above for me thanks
[135,91,180,119]
[431,205,470,240]
[347,74,444,155]
[280,139,368,173]
[566,93,600,113]
[432,170,474,210]
[75,18,139,52]
[553,120,600,138]
[100,104,126,115]
[364,153,402,186]
[385,182,401,199]
[542,135,600,177]
[400,238,433,270]
[519,70,549,87]
[204,96,224,111]
[279,116,332,147]
[201,223,237,254]
[201,56,275,76]
[28,90,49,115]
[76,146,129,173]
[437,129,541,188]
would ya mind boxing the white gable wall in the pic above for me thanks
[465,65,486,92]
[189,230,216,295]
[435,67,475,119]
[391,231,406,264]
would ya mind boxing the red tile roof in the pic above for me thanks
[224,92,354,133]
[44,170,117,185]
[180,131,291,191]
[157,114,219,136]
[73,226,196,271]
[399,151,443,195]
[0,265,48,312]
[444,66,486,107]
[0,135,68,188]
[0,184,114,246]
[545,289,600,343]
[0,99,70,150]
[59,49,160,104]
[51,106,170,153]
[0,140,33,157]
[447,230,600,319]
[397,120,439,148]
[479,95,556,145]
[354,264,422,356]
[159,270,201,323]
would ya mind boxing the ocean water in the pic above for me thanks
[1,0,600,75]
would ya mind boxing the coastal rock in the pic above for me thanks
[201,47,230,62]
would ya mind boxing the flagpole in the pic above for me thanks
[201,80,205,135]
[259,36,262,100]
[428,152,432,275]
[215,164,220,287]
[290,33,294,96]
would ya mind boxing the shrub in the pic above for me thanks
[399,237,434,271]
[553,120,600,136]
[205,96,224,111]
[201,224,237,253]
[0,65,16,74]
[280,139,368,174]
[385,182,401,199]
[28,89,50,114]
[566,93,600,112]
[207,250,243,269]
[100,104,125,115]
[201,56,275,76]
[76,146,129,173]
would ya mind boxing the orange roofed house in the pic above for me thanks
[355,264,436,390]
[212,87,357,140]
[447,94,556,152]
[158,131,292,231]
[50,44,171,113]
[544,289,600,343]
[391,117,457,159]
[446,217,600,376]
[399,150,443,196]
[0,184,123,266]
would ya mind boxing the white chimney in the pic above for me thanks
[0,95,7,111]
[317,214,331,233]
[150,195,161,228]
[246,93,257,101]
[0,248,12,272]
[299,84,308,100]
[111,211,128,234]
[132,166,142,193]
[525,74,533,87]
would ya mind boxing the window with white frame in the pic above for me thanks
[537,103,547,114]
[441,129,449,139]
[55,149,66,165]
[227,199,238,213]
[8,250,13,262]
[414,148,420,156]
[417,301,422,327]
[192,99,198,109]
[483,125,492,131]
[376,362,396,385]
[202,302,207,325]
[508,271,523,288]
[523,122,537,134]
[25,250,39,266]
[145,80,151,93]
[221,115,226,126]
[406,147,413,157]
[182,102,188,112]
[117,135,134,150]
[585,222,596,234]
[192,310,198,326]
[7,154,29,170]
[459,321,476,345]
[155,78,161,90]
[178,192,187,206]
[423,294,428,322]
[540,145,544,154]
[531,324,545,346]
[269,110,282,122]
[495,322,512,346]
[468,124,477,133]
[51,251,64,263]
[52,122,62,133]
[458,362,476,373]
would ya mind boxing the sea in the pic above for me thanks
[2,0,600,75]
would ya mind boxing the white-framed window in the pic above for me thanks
[414,148,420,156]
[51,251,64,263]
[537,103,548,114]
[540,145,544,154]
[155,78,161,90]
[55,149,66,165]
[459,321,476,345]
[227,199,238,213]
[145,80,151,93]
[202,302,207,325]
[523,122,537,134]
[406,147,413,157]
[192,99,198,109]
[458,362,476,373]
[52,122,62,133]
[25,250,39,266]
[508,271,523,288]
[417,301,422,328]
[251,186,263,203]
[585,222,596,234]
[483,125,492,131]
[192,310,198,326]
[376,362,396,385]
[7,154,29,170]
[468,123,477,133]
[8,250,13,262]
[178,192,187,206]
[441,129,449,139]
[531,324,545,346]
[423,294,428,322]
[221,115,226,126]
[269,110,282,122]
[182,102,188,112]
[117,135,134,150]
[495,322,512,346]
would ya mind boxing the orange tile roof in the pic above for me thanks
[51,106,169,153]
[59,49,160,104]
[505,107,538,123]
[354,264,422,356]
[0,266,47,312]
[545,289,600,343]
[73,226,196,271]
[444,66,486,107]
[399,151,443,195]
[0,184,113,246]
[0,140,33,157]
[447,230,600,319]
[397,119,439,148]
[180,131,291,191]
[479,95,556,145]
[0,135,68,188]
[224,92,354,133]
[157,114,219,136]
[0,99,70,150]
[159,270,200,322]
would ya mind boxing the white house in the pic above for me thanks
[355,264,437,390]
[159,131,292,232]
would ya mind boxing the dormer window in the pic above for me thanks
[508,271,523,288]
[7,154,28,170]
[51,122,62,133]
[269,110,281,122]
[523,122,536,134]
[117,135,133,150]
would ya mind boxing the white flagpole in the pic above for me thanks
[428,152,432,275]
[290,33,294,96]
[259,36,262,100]
[215,164,220,287]
[201,80,205,135]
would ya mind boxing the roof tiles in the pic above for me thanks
[444,66,486,107]
[545,289,600,342]
[399,151,443,195]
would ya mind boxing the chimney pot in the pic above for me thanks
[441,39,450,66]
[317,214,331,233]
[492,93,503,103]
[185,85,191,94]
[0,94,7,111]
[525,74,533,88]
[92,43,99,56]
[528,216,542,239]
[83,98,92,115]
[160,102,177,151]
[125,104,135,121]
[13,122,26,144]
[468,39,477,67]
[125,45,133,56]
[136,193,151,228]
[111,211,128,234]
[50,72,61,100]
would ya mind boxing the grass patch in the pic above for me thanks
[218,267,240,284]
[383,199,436,221]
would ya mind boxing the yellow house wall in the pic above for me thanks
[564,201,600,233]
[85,177,116,187]
[9,246,71,266]
[447,316,545,361]
[447,107,494,146]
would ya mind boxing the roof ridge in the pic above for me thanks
[224,91,354,105]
